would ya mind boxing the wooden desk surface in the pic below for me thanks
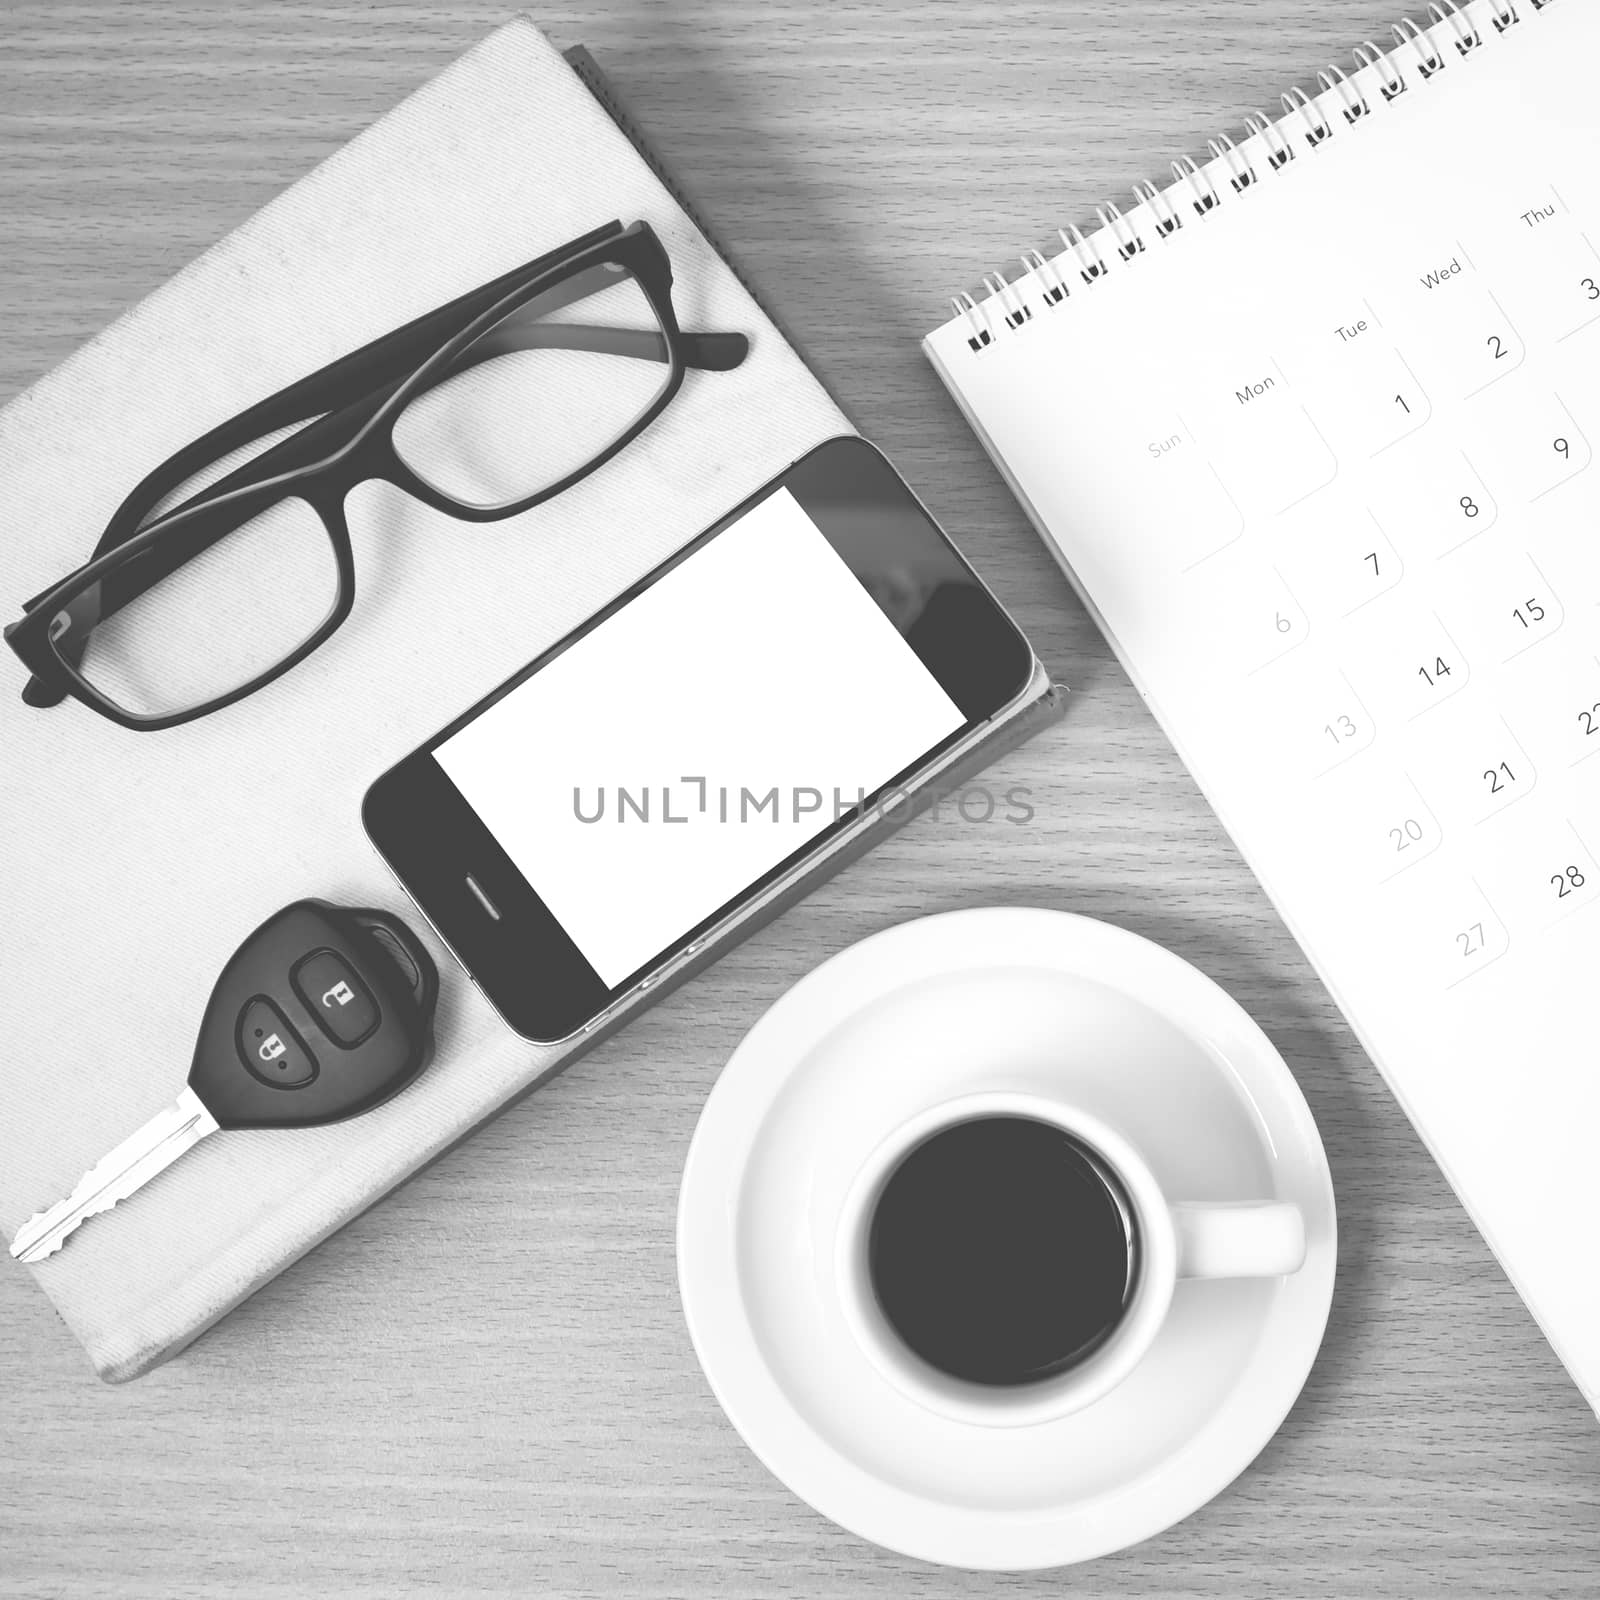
[3,2,1597,1593]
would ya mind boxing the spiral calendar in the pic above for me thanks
[926,0,1600,1411]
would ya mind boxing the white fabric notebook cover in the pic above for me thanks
[0,19,857,1380]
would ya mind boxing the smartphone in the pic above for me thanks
[363,435,1036,1041]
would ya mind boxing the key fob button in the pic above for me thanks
[291,950,380,1047]
[238,999,317,1088]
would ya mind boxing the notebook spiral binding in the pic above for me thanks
[953,0,1545,354]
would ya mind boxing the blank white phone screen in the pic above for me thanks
[434,487,965,987]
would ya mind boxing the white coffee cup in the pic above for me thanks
[834,1090,1307,1429]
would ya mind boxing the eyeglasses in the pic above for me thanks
[5,220,749,731]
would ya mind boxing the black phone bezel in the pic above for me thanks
[363,435,1035,1041]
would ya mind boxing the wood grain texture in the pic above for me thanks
[2,1,1598,1593]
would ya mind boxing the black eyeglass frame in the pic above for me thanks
[5,219,748,732]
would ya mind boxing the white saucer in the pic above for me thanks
[676,908,1336,1571]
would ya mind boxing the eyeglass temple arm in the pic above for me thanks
[72,319,748,579]
[468,323,747,371]
[115,321,746,544]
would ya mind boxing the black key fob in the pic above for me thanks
[188,900,439,1130]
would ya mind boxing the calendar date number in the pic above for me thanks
[1553,864,1587,898]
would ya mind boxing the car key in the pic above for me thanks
[9,899,439,1264]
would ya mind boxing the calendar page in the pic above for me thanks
[927,0,1600,1409]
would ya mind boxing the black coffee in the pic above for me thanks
[867,1116,1135,1387]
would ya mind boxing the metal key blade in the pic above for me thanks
[9,1086,219,1263]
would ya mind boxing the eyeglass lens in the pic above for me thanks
[69,496,339,718]
[391,259,673,510]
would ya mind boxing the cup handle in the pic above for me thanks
[1171,1202,1306,1280]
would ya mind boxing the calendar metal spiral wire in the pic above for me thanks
[952,0,1545,355]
